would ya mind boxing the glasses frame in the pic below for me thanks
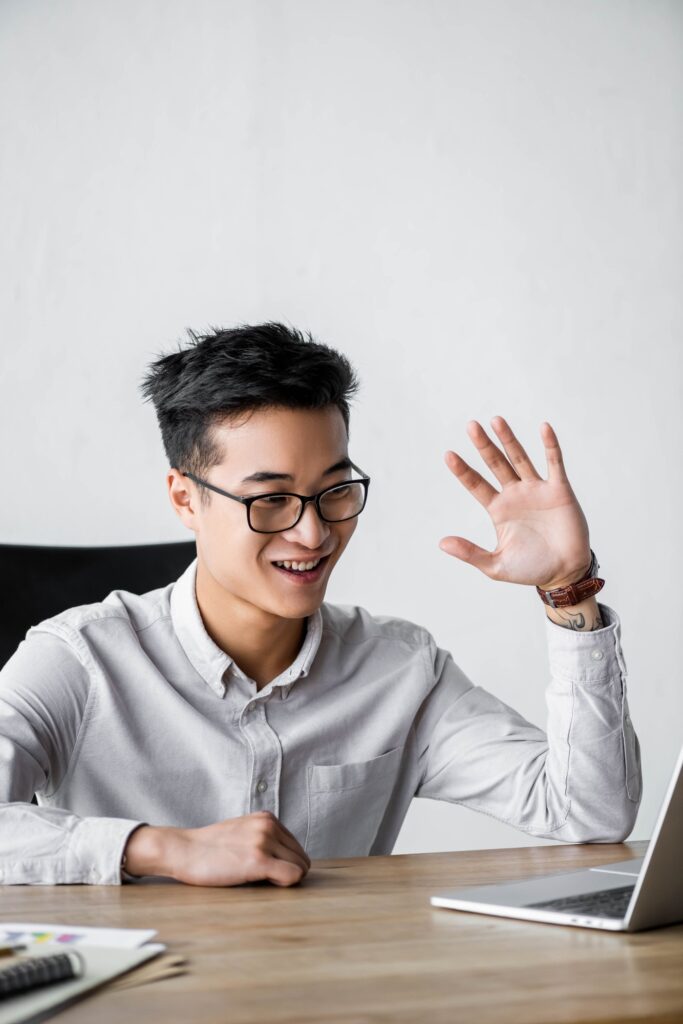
[181,462,371,534]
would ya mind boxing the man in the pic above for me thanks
[0,323,641,887]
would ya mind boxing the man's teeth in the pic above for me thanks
[274,558,322,571]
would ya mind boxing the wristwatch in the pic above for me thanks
[536,549,605,609]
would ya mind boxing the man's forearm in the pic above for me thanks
[544,595,604,631]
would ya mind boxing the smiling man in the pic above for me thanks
[174,406,363,690]
[0,323,641,886]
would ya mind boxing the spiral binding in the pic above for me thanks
[0,952,83,999]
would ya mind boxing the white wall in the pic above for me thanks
[1,0,681,853]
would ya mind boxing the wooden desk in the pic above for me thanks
[3,840,682,1023]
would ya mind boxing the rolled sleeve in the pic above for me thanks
[0,803,144,886]
[544,604,641,832]
[545,603,626,687]
[67,816,144,886]
[416,603,641,844]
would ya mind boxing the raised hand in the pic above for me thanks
[439,417,592,590]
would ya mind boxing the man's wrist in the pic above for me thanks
[544,595,604,632]
[123,825,177,879]
[538,553,593,592]
[536,550,605,610]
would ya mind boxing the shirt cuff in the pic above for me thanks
[66,817,145,885]
[545,603,627,685]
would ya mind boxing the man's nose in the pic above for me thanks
[284,500,330,548]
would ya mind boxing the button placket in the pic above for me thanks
[244,697,282,817]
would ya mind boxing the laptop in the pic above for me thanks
[430,745,683,932]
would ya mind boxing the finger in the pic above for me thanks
[439,535,498,577]
[276,827,311,868]
[254,812,311,867]
[540,421,568,483]
[444,450,499,509]
[489,416,542,481]
[265,854,307,887]
[271,839,310,876]
[272,824,311,867]
[466,420,519,486]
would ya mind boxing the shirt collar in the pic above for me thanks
[170,559,323,697]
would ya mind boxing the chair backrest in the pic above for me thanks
[0,541,196,669]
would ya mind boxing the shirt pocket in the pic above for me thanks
[305,745,403,858]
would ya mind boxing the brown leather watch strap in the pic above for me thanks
[536,550,605,608]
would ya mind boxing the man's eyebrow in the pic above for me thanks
[241,457,353,484]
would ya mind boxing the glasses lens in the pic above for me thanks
[249,494,303,533]
[319,481,366,522]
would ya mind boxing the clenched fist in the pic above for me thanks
[124,811,311,887]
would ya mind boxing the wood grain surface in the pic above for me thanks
[3,840,682,1023]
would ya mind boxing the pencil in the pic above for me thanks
[0,944,27,958]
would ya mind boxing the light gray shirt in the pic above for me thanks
[0,560,641,885]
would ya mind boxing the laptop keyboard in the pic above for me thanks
[526,884,635,919]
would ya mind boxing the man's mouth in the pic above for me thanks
[270,554,330,583]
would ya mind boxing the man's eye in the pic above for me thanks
[252,494,289,509]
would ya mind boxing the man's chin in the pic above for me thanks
[268,591,327,620]
[259,580,329,620]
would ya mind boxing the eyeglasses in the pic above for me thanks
[181,463,371,534]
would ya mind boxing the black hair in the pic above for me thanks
[140,322,359,487]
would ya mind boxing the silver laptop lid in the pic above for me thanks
[624,744,683,930]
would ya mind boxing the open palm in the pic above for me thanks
[440,417,592,590]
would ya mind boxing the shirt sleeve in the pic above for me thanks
[414,604,641,843]
[0,632,144,885]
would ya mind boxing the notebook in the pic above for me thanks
[0,943,165,1024]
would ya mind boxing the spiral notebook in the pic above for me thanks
[0,943,165,1024]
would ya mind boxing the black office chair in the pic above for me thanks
[0,541,196,669]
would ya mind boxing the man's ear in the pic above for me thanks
[167,469,200,532]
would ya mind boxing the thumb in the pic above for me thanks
[439,536,497,576]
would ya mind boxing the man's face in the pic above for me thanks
[170,406,360,620]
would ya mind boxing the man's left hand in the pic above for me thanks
[440,417,591,590]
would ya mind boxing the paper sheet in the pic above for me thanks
[0,923,157,949]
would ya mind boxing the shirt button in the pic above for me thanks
[245,704,255,714]
[625,713,631,725]
[256,779,268,794]
[590,650,604,661]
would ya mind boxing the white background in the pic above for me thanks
[1,0,681,853]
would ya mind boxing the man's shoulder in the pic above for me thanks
[28,582,174,645]
[320,602,433,651]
